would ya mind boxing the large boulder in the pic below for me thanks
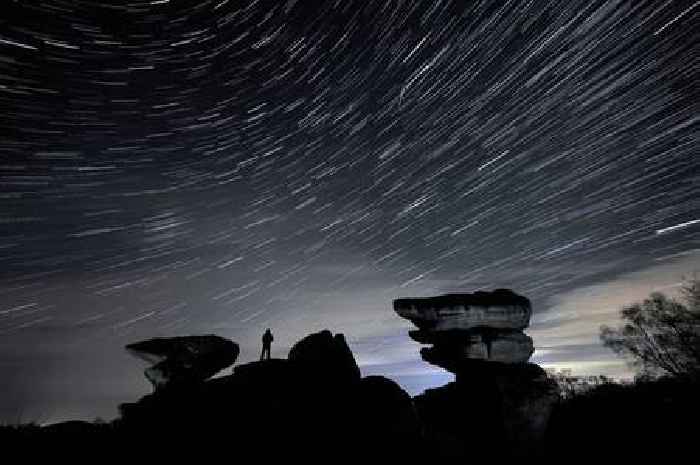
[126,335,239,390]
[288,329,361,384]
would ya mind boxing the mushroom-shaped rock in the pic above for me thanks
[395,290,558,456]
[126,335,239,390]
[394,289,535,370]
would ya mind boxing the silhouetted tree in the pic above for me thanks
[600,276,700,379]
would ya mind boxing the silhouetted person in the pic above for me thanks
[260,328,273,360]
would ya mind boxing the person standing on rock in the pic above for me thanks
[260,328,273,360]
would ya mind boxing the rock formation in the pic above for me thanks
[394,289,534,371]
[118,329,421,461]
[394,289,559,457]
[126,334,239,390]
[11,303,700,462]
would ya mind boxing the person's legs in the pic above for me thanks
[260,346,265,361]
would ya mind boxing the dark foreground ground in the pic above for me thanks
[3,332,699,462]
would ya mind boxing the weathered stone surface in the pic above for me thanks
[420,332,534,370]
[126,335,239,390]
[394,289,531,333]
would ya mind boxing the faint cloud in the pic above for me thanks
[529,254,700,377]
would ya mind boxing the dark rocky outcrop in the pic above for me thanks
[118,330,421,460]
[126,335,239,390]
[288,329,361,384]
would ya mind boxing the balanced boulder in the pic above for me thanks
[126,334,239,390]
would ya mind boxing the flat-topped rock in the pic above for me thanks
[394,289,531,332]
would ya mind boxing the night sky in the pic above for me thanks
[1,0,698,423]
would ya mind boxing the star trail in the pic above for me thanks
[1,0,698,422]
